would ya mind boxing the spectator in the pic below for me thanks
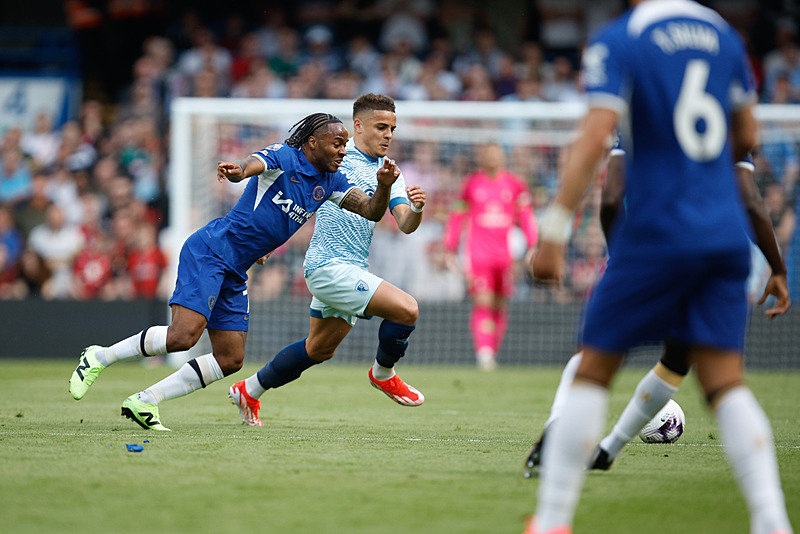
[299,24,344,74]
[71,233,114,300]
[459,64,497,101]
[540,55,583,102]
[377,1,432,55]
[126,221,167,299]
[0,147,33,204]
[410,49,462,100]
[757,125,800,196]
[175,26,233,94]
[56,121,97,172]
[452,28,505,81]
[230,32,265,84]
[0,204,23,292]
[14,170,51,240]
[45,167,82,226]
[761,23,800,103]
[268,27,302,78]
[27,203,85,299]
[345,35,382,79]
[763,182,796,253]
[231,60,288,99]
[20,111,61,170]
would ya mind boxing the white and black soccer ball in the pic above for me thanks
[638,399,685,444]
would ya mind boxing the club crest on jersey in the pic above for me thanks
[356,280,369,292]
[208,296,216,310]
[313,186,326,201]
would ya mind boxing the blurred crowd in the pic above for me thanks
[1,0,799,302]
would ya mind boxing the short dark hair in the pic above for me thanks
[285,113,343,148]
[353,93,396,120]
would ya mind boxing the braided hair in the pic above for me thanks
[285,113,343,148]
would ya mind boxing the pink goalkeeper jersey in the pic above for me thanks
[444,169,538,266]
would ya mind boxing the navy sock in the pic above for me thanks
[256,339,320,390]
[376,320,416,368]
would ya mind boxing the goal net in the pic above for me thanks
[168,98,800,369]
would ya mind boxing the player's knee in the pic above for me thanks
[396,295,419,325]
[166,326,203,352]
[704,380,744,407]
[216,353,244,376]
[305,340,336,361]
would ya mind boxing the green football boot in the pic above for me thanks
[69,346,106,400]
[121,395,171,431]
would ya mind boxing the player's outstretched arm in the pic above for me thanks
[531,108,617,284]
[735,162,791,317]
[340,158,400,221]
[217,156,265,183]
[392,185,426,234]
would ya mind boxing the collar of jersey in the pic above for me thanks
[349,142,380,163]
[294,146,329,178]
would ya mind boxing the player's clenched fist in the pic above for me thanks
[530,241,565,285]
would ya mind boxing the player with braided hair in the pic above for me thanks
[229,94,426,427]
[69,112,399,431]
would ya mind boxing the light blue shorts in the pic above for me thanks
[305,262,383,326]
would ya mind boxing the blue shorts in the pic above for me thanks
[581,251,749,353]
[169,232,250,331]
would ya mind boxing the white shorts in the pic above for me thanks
[305,262,383,327]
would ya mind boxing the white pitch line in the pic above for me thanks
[8,431,800,449]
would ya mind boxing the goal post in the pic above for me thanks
[167,98,800,369]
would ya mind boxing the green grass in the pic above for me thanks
[1,359,798,534]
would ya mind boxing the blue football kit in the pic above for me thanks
[170,143,356,331]
[579,0,757,352]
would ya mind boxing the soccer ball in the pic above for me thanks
[638,399,685,443]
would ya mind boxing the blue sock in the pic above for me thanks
[376,320,416,368]
[256,339,320,390]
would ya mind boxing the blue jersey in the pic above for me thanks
[198,143,356,277]
[583,0,756,259]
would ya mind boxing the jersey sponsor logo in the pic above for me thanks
[272,190,315,224]
[208,296,216,310]
[265,143,283,152]
[356,280,369,292]
[362,186,375,197]
[313,186,326,201]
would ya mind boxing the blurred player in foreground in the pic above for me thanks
[526,1,794,533]
[69,112,399,430]
[229,94,426,427]
[525,147,791,475]
[443,142,538,370]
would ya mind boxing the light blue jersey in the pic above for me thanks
[583,0,756,259]
[303,139,409,273]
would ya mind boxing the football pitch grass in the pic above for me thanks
[1,359,797,534]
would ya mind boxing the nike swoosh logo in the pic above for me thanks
[290,177,301,183]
